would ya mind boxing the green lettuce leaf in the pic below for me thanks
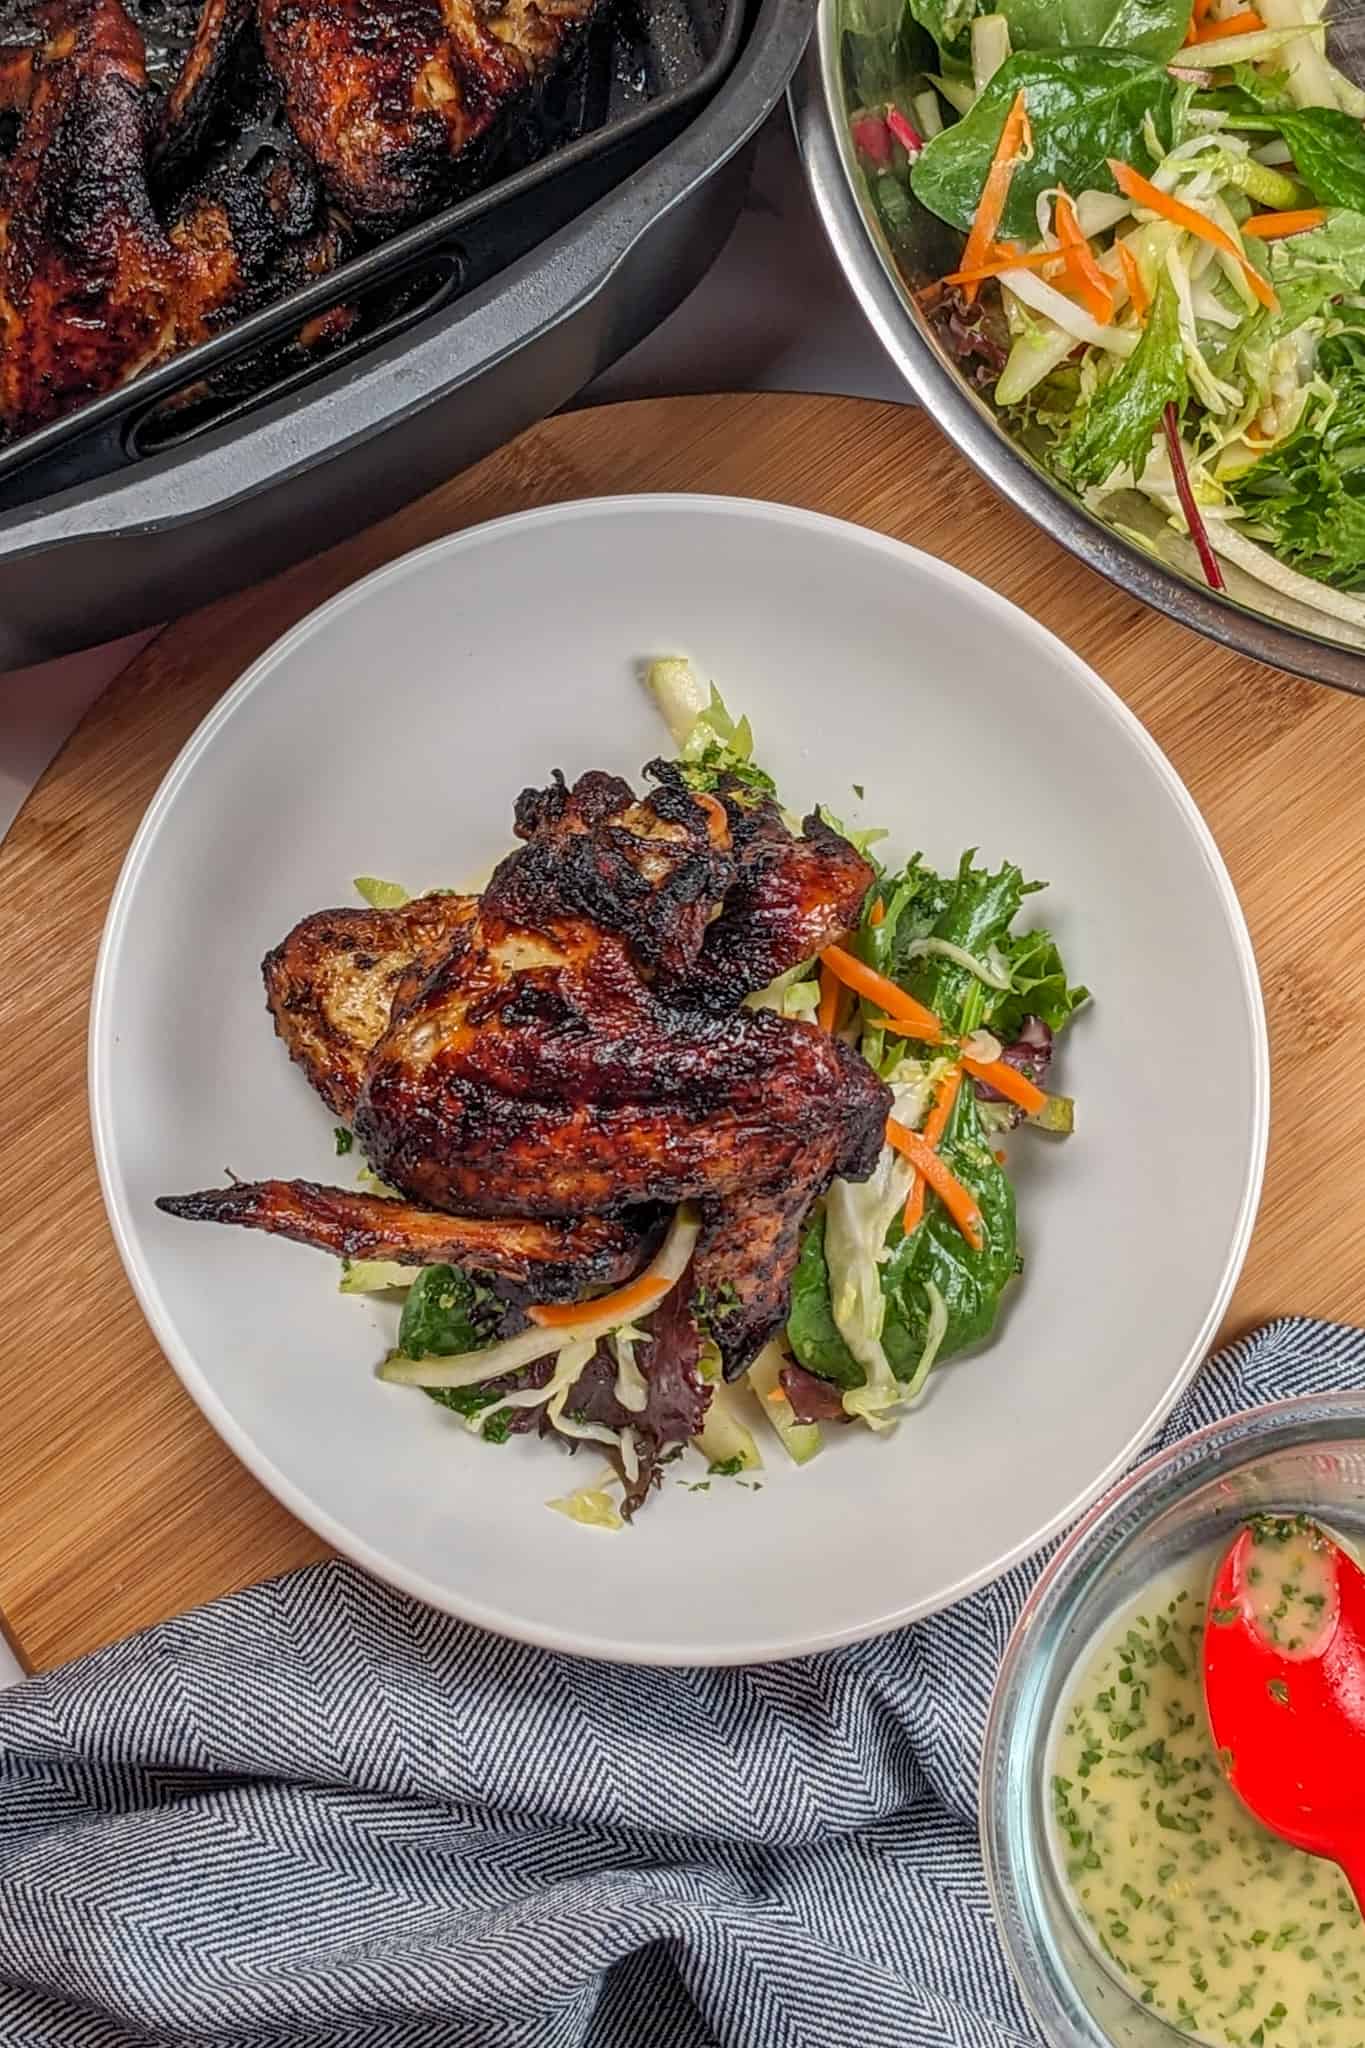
[1258,207,1365,337]
[787,1084,1018,1384]
[1228,322,1365,588]
[992,928,1091,1037]
[1053,270,1187,490]
[910,52,1176,240]
[997,0,1190,59]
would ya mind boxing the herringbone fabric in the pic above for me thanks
[0,1317,1357,2047]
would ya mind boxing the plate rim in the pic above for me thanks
[88,492,1271,1665]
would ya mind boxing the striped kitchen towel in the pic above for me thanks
[0,1316,1360,2047]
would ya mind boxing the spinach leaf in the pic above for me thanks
[1053,269,1186,489]
[992,927,1091,1038]
[396,1264,505,1417]
[1228,323,1365,588]
[904,0,977,70]
[911,52,1176,239]
[999,0,1190,60]
[847,0,924,100]
[1219,105,1365,212]
[398,1263,498,1357]
[787,1086,1018,1384]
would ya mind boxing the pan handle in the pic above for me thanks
[0,0,813,562]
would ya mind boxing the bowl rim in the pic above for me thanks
[978,1385,1365,2045]
[789,14,1365,697]
[88,491,1271,1663]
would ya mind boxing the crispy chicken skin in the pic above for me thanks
[263,891,477,1119]
[257,0,598,233]
[155,1179,651,1299]
[657,774,876,1012]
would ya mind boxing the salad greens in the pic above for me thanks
[845,0,1365,620]
[910,53,1178,237]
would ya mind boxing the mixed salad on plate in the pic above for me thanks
[846,0,1365,620]
[161,668,1087,1526]
[348,677,1085,1522]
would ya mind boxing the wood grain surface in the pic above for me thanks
[3,390,1365,1674]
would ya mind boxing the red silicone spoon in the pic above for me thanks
[1203,1515,1365,1911]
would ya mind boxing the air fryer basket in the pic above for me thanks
[0,0,745,509]
[0,0,815,669]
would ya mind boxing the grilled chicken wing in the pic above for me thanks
[263,891,477,1119]
[257,0,598,233]
[657,774,875,1012]
[156,1179,651,1299]
[162,766,888,1376]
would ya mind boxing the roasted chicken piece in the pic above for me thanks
[0,0,344,438]
[656,769,874,1012]
[160,765,891,1377]
[263,890,477,1119]
[257,0,600,232]
[157,1178,651,1300]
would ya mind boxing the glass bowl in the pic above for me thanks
[981,1391,1365,2048]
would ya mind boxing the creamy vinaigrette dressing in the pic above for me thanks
[1051,1540,1365,2048]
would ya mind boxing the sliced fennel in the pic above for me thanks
[354,876,409,910]
[972,12,1011,91]
[611,1324,650,1414]
[339,1258,417,1293]
[695,1379,764,1471]
[379,1204,701,1389]
[747,1343,822,1465]
[646,657,709,746]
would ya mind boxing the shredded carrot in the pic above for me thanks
[818,944,944,1041]
[529,1270,671,1330]
[886,1115,984,1251]
[903,1066,962,1236]
[692,791,731,847]
[994,1149,1008,1165]
[869,896,886,925]
[767,1384,787,1404]
[1054,191,1114,324]
[943,245,1066,287]
[1108,158,1278,311]
[1117,241,1150,322]
[960,1053,1046,1116]
[1242,207,1327,239]
[817,963,844,1035]
[959,89,1033,304]
[1189,7,1262,35]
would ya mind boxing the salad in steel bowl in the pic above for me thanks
[844,0,1365,629]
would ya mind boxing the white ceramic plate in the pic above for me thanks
[91,496,1268,1664]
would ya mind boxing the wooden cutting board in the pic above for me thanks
[4,389,1365,1675]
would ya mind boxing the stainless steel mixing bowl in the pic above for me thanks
[790,6,1365,692]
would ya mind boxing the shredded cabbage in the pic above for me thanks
[898,936,1012,989]
[826,1077,933,1431]
[901,1281,950,1403]
[379,1204,701,1389]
